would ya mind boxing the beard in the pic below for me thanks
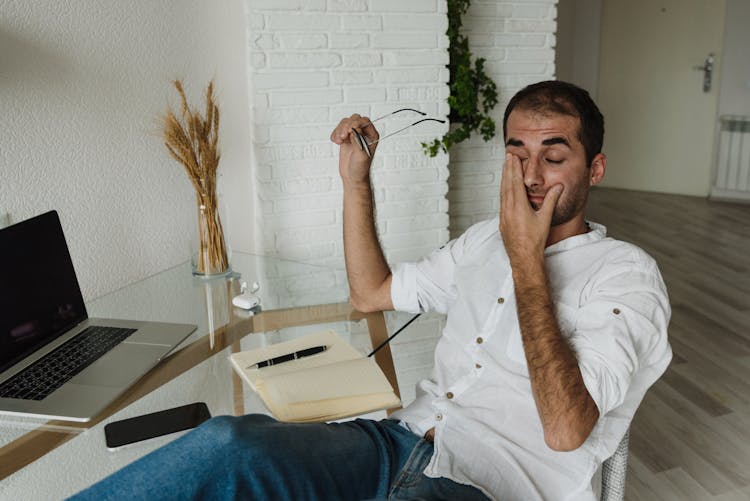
[528,177,589,226]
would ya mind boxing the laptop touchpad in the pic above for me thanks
[70,343,167,387]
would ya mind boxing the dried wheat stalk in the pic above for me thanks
[163,80,228,274]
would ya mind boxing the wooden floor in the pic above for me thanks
[586,187,750,501]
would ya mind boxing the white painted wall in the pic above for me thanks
[0,0,561,298]
[0,0,253,301]
[448,0,558,236]
[245,0,557,256]
[247,0,452,266]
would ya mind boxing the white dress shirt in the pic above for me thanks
[389,218,672,501]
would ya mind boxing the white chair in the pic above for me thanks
[599,431,629,501]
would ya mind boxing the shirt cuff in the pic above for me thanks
[390,262,421,313]
[577,351,631,417]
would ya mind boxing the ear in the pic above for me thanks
[589,153,606,186]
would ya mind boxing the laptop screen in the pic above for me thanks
[0,211,88,373]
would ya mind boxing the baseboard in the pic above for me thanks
[708,187,750,204]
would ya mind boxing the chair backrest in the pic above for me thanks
[599,431,629,501]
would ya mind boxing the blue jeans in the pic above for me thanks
[70,414,489,500]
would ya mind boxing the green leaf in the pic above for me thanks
[426,0,499,157]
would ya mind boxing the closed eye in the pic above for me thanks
[546,158,564,164]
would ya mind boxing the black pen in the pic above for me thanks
[249,345,328,369]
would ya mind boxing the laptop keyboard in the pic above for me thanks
[0,325,137,401]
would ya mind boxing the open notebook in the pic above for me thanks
[229,330,400,422]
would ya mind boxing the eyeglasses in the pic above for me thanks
[352,108,446,158]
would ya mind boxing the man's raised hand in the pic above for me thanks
[331,114,379,184]
[499,153,562,264]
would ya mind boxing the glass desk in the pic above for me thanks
[0,253,404,499]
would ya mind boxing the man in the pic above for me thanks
[71,81,671,501]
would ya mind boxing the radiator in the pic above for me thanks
[711,115,750,201]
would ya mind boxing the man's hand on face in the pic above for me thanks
[330,114,379,184]
[500,153,563,265]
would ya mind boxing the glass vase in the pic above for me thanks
[191,191,231,278]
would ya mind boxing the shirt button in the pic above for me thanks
[613,308,621,315]
[446,392,454,399]
[476,336,484,344]
[497,297,505,304]
[436,414,443,421]
[475,363,482,369]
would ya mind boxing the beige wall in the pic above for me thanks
[556,0,750,198]
[717,0,750,117]
[555,0,602,96]
[597,0,725,197]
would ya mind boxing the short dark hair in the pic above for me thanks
[502,81,604,168]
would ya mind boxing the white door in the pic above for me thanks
[597,0,725,197]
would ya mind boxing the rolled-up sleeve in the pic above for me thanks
[391,261,420,313]
[570,267,672,417]
[391,236,467,315]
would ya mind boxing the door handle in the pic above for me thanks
[692,53,714,93]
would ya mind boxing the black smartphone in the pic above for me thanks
[104,402,211,450]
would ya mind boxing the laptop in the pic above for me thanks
[0,211,196,422]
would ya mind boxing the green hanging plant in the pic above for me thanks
[422,0,499,157]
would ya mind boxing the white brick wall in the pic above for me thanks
[248,1,451,270]
[448,0,557,237]
[250,0,560,253]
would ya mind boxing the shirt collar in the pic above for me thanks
[544,221,607,256]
